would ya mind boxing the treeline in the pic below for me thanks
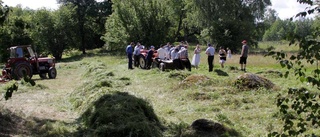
[0,0,318,61]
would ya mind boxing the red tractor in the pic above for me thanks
[137,48,158,69]
[1,45,57,81]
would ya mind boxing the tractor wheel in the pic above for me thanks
[159,63,165,71]
[12,62,33,80]
[39,73,47,79]
[139,55,146,69]
[48,67,57,79]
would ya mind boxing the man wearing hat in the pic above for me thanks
[240,40,249,72]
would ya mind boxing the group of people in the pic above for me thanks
[126,40,249,72]
[154,41,192,71]
[202,44,232,72]
[203,40,248,72]
[126,41,192,71]
[190,43,235,72]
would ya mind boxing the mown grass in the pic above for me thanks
[1,41,319,136]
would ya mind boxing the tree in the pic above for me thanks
[57,0,113,54]
[263,8,279,28]
[267,1,320,136]
[86,0,112,49]
[102,0,171,50]
[0,0,9,61]
[188,0,271,52]
[263,20,294,41]
[0,0,9,25]
[0,6,33,61]
[293,18,313,39]
[29,9,56,55]
[255,8,279,41]
[102,13,128,51]
[29,6,79,60]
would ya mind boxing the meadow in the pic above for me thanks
[0,41,319,137]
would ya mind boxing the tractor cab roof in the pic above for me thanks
[8,45,32,49]
[8,45,35,58]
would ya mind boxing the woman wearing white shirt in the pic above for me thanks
[227,47,232,59]
[191,44,201,69]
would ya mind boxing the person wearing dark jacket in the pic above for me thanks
[146,46,155,69]
[126,42,134,69]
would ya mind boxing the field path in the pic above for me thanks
[1,62,82,123]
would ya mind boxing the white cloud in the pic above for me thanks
[270,0,314,19]
[2,0,58,10]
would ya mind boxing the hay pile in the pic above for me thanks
[181,119,239,137]
[235,73,275,89]
[177,75,212,89]
[70,62,163,137]
[81,92,163,137]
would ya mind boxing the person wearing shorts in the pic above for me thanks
[219,46,227,68]
[240,40,249,72]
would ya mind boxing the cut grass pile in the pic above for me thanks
[69,61,164,137]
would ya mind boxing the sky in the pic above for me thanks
[2,0,59,10]
[1,0,315,19]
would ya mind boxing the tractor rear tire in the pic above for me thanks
[139,55,146,69]
[48,67,57,79]
[12,62,33,80]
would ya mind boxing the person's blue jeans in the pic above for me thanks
[127,53,133,69]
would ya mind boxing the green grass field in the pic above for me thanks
[0,41,319,136]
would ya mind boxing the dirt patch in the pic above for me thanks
[0,62,81,136]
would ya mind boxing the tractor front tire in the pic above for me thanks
[48,67,57,79]
[12,62,33,80]
[159,63,165,71]
[139,55,146,69]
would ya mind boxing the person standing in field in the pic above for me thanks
[126,42,134,69]
[219,46,227,68]
[146,46,155,69]
[154,44,167,68]
[227,47,232,59]
[240,40,249,72]
[165,42,172,59]
[191,44,201,69]
[178,45,191,71]
[205,43,215,72]
[157,44,167,60]
[133,42,142,67]
[171,46,182,70]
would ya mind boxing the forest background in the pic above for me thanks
[0,0,318,61]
